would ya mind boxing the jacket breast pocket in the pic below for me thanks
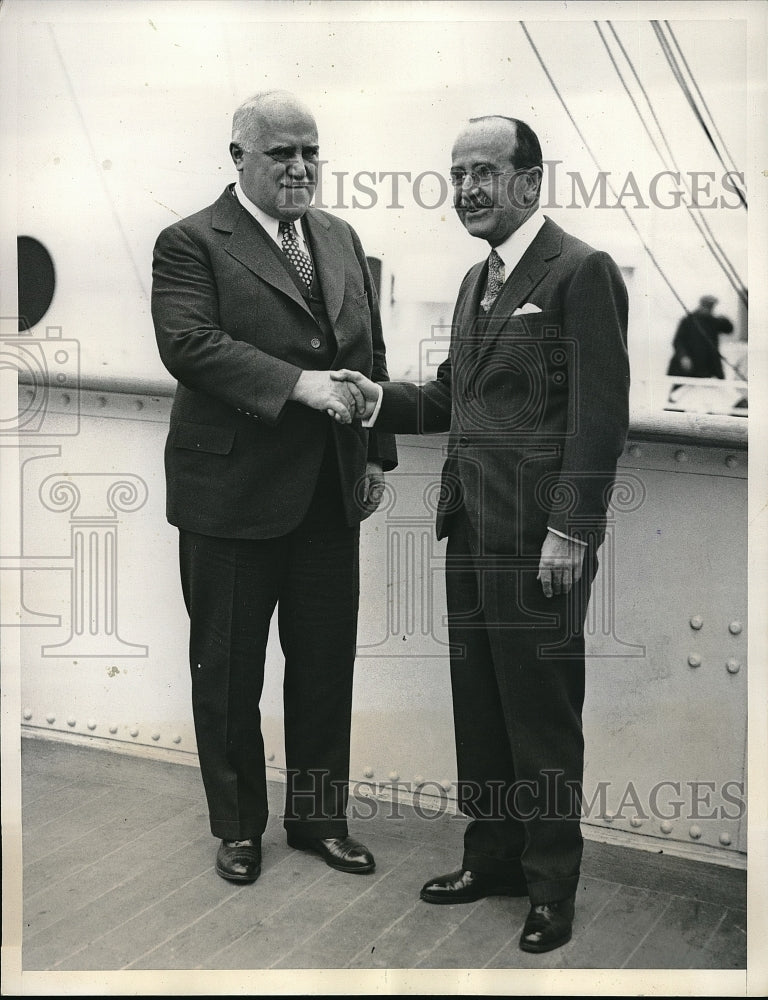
[172,422,236,455]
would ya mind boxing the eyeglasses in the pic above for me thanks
[449,166,532,189]
[261,146,320,166]
[235,144,320,166]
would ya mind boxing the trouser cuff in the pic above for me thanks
[283,818,349,839]
[462,850,525,880]
[210,816,268,841]
[526,875,580,905]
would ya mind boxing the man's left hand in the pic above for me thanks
[362,461,385,515]
[537,530,586,598]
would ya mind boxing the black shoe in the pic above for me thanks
[215,838,262,883]
[519,895,575,953]
[420,868,528,904]
[286,834,375,873]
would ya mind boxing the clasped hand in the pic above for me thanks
[290,369,379,424]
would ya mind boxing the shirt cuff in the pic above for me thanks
[361,383,384,427]
[547,526,588,547]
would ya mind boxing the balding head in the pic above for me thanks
[232,90,317,151]
[229,90,319,221]
[450,116,543,246]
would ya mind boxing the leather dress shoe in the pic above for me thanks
[420,868,528,904]
[519,895,575,953]
[215,838,262,883]
[286,834,375,873]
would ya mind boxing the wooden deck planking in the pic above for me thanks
[622,896,730,969]
[17,738,748,972]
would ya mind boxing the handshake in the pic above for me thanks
[290,369,381,424]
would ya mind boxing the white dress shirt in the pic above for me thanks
[234,181,312,259]
[492,208,545,275]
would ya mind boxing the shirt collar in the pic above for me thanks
[234,181,308,249]
[492,208,546,274]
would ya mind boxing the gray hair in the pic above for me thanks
[231,90,313,150]
[231,91,281,150]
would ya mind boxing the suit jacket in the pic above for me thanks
[667,311,731,378]
[152,185,397,539]
[375,217,629,554]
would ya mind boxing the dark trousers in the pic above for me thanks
[445,507,597,904]
[178,445,360,841]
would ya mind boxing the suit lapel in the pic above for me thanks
[302,209,345,326]
[493,217,563,319]
[217,189,312,317]
[478,218,564,349]
[456,262,487,338]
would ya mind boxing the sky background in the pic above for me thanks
[4,0,758,413]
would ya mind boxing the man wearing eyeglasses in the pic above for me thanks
[152,90,396,887]
[335,115,629,953]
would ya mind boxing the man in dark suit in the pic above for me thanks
[151,90,396,885]
[335,115,629,952]
[667,294,733,378]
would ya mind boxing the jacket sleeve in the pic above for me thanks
[546,250,630,540]
[375,354,453,435]
[151,222,302,426]
[348,225,398,471]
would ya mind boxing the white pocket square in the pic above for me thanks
[512,302,542,316]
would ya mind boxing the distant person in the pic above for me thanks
[667,295,733,379]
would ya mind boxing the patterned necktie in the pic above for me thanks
[480,248,505,312]
[278,220,313,288]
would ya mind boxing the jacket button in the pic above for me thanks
[459,435,469,447]
[310,337,321,349]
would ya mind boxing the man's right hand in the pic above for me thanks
[290,371,365,424]
[330,369,380,420]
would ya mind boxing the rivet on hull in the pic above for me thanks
[688,653,702,668]
[660,820,673,834]
[726,659,741,674]
[689,615,704,630]
[728,621,743,635]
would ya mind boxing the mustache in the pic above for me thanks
[455,193,494,211]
